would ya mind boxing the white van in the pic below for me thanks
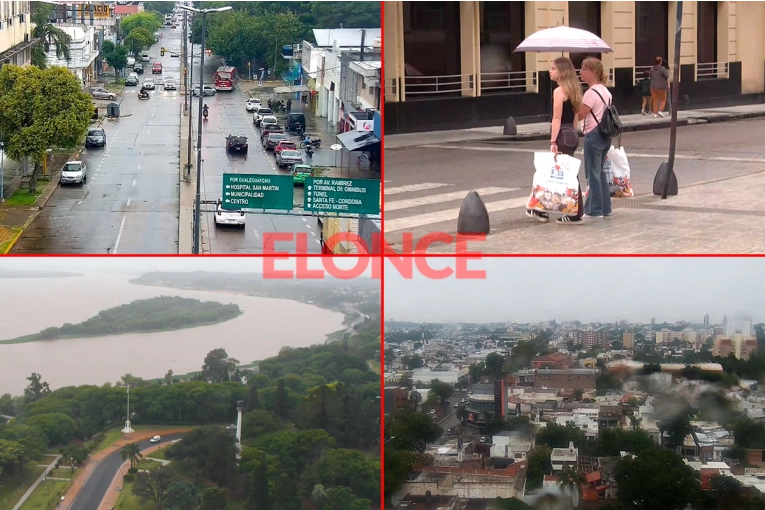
[126,57,135,67]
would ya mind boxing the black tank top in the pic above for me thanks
[561,99,575,125]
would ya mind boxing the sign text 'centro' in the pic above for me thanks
[221,173,293,211]
[304,177,380,215]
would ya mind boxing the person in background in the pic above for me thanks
[639,70,652,115]
[577,57,614,219]
[650,56,670,118]
[528,56,584,225]
[286,99,292,113]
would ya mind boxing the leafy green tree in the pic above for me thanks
[301,449,379,502]
[242,409,281,439]
[485,352,505,379]
[428,380,453,406]
[205,426,236,488]
[26,413,78,445]
[654,393,693,449]
[165,481,201,510]
[200,487,227,510]
[246,451,269,510]
[60,444,88,472]
[319,486,370,510]
[124,27,156,55]
[0,65,92,192]
[120,12,162,39]
[387,410,442,453]
[105,45,128,81]
[120,442,143,468]
[132,466,176,507]
[273,472,300,510]
[309,2,380,28]
[558,465,585,510]
[0,439,26,475]
[24,373,51,403]
[101,40,115,56]
[274,378,289,418]
[202,348,239,383]
[526,445,552,491]
[614,449,700,510]
[535,422,585,449]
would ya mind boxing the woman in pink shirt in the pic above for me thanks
[577,57,614,219]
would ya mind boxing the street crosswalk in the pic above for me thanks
[383,182,527,235]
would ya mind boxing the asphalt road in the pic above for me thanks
[69,433,184,510]
[384,117,765,246]
[12,27,183,254]
[191,54,323,254]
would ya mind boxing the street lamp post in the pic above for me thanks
[179,4,232,255]
[122,384,134,433]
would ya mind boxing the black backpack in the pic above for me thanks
[590,88,621,138]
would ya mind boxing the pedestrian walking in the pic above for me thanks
[577,56,614,219]
[639,70,652,115]
[649,57,670,118]
[528,56,584,225]
[286,99,292,113]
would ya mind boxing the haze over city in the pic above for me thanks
[384,258,762,324]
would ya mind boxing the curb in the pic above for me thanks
[389,110,765,148]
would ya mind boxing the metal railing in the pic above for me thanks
[578,67,614,88]
[634,65,652,85]
[480,69,537,92]
[697,61,729,80]
[403,73,474,97]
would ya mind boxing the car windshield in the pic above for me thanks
[282,150,301,157]
[165,78,175,82]
[64,163,82,172]
[145,79,153,83]
[258,109,272,115]
[229,136,246,143]
[269,134,285,141]
[88,129,103,136]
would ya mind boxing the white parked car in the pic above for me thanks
[60,161,87,185]
[149,435,161,443]
[214,200,246,228]
[260,115,277,128]
[163,77,177,90]
[245,98,261,111]
[254,107,273,126]
[143,78,155,90]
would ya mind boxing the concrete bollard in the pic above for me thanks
[457,190,490,235]
[503,117,518,136]
[653,160,679,196]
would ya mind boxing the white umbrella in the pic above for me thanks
[514,25,612,54]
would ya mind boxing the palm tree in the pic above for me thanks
[30,6,72,68]
[120,442,143,468]
[558,465,585,510]
[629,414,643,431]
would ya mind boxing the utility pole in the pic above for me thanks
[182,9,188,114]
[186,13,194,183]
[193,13,208,254]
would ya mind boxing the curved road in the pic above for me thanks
[69,433,185,510]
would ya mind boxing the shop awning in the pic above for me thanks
[336,131,380,152]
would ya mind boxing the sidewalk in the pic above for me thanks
[11,455,61,510]
[98,441,175,509]
[385,103,765,150]
[59,428,192,510]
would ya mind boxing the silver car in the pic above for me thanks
[60,161,87,185]
[91,88,116,100]
[192,85,216,96]
[276,149,303,168]
[143,78,155,90]
[214,200,245,228]
[163,77,177,90]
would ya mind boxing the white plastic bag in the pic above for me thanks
[526,152,581,216]
[606,146,634,198]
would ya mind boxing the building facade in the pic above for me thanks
[0,1,34,68]
[384,1,765,134]
[572,330,610,350]
[534,369,599,390]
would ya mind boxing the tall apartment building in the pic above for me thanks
[0,1,34,69]
[622,332,635,350]
[572,330,609,350]
[714,336,758,360]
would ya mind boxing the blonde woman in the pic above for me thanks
[577,57,614,219]
[527,57,584,225]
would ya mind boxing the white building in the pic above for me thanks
[0,1,34,68]
[45,24,98,84]
[550,441,578,472]
[301,28,381,126]
[556,408,599,440]
[490,431,532,461]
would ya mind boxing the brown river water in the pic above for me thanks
[0,274,345,396]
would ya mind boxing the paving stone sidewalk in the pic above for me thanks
[385,103,765,150]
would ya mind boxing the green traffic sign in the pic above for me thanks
[221,173,293,211]
[303,177,380,215]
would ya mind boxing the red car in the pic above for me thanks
[152,62,162,74]
[274,140,297,157]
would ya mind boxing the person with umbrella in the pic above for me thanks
[577,57,613,219]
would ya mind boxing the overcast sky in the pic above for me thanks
[384,258,763,324]
[0,257,373,278]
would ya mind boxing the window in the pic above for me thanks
[411,3,445,30]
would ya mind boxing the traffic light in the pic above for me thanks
[161,48,165,57]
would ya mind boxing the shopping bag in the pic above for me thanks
[526,152,581,216]
[607,146,634,198]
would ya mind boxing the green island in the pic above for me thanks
[0,296,242,344]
